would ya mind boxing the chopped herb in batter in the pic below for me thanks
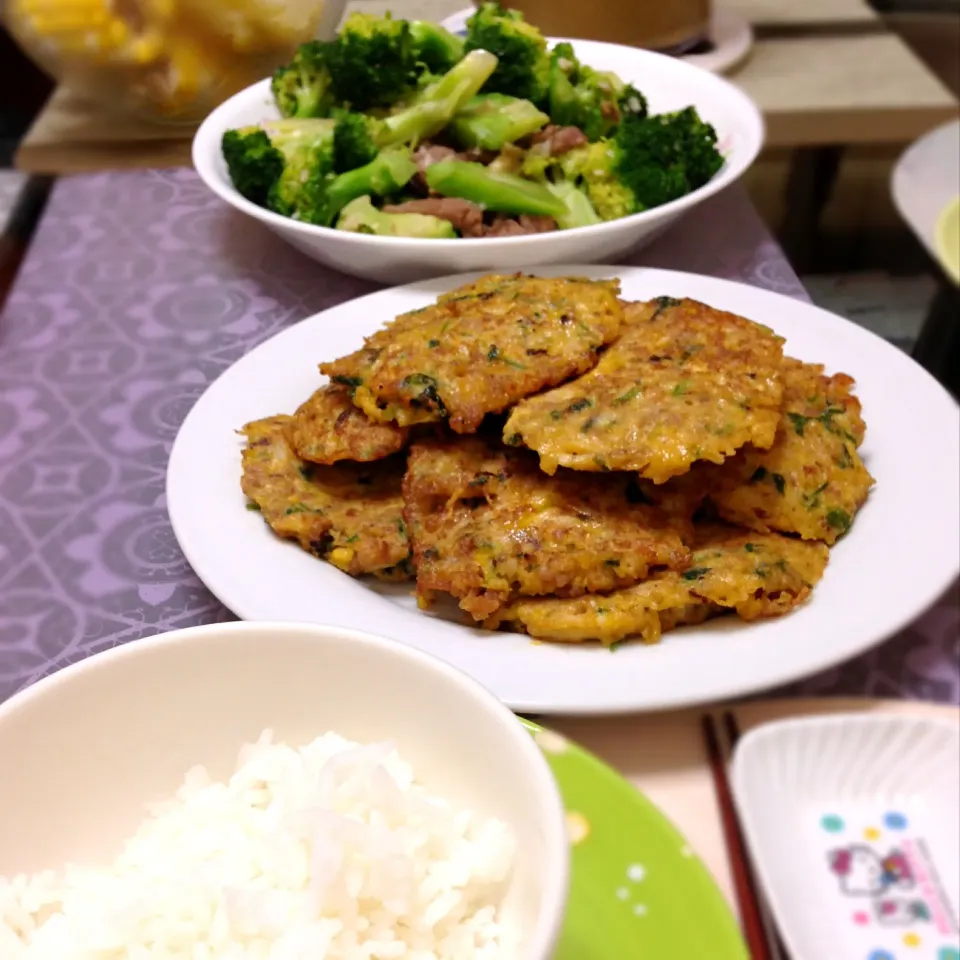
[802,482,829,510]
[613,383,642,405]
[682,566,711,581]
[826,508,851,533]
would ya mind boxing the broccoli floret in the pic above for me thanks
[547,42,647,141]
[325,12,419,110]
[223,118,337,218]
[222,129,284,207]
[272,14,424,117]
[530,107,723,220]
[425,159,567,218]
[617,107,724,208]
[332,50,499,173]
[464,3,550,105]
[409,20,465,73]
[544,180,602,229]
[336,195,457,238]
[223,120,417,226]
[271,41,334,119]
[448,93,549,150]
[332,112,380,172]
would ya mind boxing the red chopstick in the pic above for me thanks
[702,712,782,960]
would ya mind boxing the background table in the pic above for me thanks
[0,168,957,707]
[13,0,958,173]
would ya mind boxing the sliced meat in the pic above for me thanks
[413,142,458,174]
[518,214,557,233]
[383,198,486,237]
[410,143,458,196]
[485,215,557,237]
[461,147,498,164]
[529,124,589,156]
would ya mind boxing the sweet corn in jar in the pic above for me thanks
[4,0,345,122]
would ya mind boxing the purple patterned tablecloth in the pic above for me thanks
[1,168,957,706]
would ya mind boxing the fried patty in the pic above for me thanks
[708,357,875,544]
[240,415,411,579]
[488,523,829,645]
[288,384,410,465]
[320,274,624,434]
[503,297,786,482]
[402,435,690,621]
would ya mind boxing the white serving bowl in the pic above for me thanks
[193,38,764,283]
[0,622,569,959]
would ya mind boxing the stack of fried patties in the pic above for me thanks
[240,274,875,647]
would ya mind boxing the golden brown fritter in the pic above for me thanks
[288,384,410,465]
[320,274,624,434]
[503,297,786,482]
[488,524,829,646]
[707,357,875,544]
[240,415,411,579]
[402,435,690,621]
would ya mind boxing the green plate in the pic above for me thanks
[523,719,748,959]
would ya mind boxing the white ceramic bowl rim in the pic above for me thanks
[0,621,570,960]
[192,37,764,249]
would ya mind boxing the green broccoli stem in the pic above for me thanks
[380,50,499,146]
[424,159,567,218]
[324,150,418,222]
[448,93,549,150]
[337,195,457,238]
[409,20,465,71]
[545,181,602,229]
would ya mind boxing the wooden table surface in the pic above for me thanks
[12,0,960,173]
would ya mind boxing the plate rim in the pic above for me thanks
[167,264,960,715]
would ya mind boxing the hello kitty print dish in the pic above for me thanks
[731,713,960,960]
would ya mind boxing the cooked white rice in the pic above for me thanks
[0,730,517,959]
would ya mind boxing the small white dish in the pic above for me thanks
[192,38,763,284]
[732,714,960,960]
[0,621,569,959]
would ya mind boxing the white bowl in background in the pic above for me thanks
[0,621,569,959]
[192,38,764,283]
[732,714,960,960]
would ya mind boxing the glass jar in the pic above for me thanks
[4,0,347,123]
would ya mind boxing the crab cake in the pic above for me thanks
[488,524,829,646]
[708,357,875,544]
[240,415,411,580]
[320,274,624,434]
[288,384,410,465]
[503,297,785,482]
[402,436,690,621]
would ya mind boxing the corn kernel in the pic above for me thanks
[328,547,356,569]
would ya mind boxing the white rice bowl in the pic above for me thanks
[0,623,569,960]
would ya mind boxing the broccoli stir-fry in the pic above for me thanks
[222,4,725,238]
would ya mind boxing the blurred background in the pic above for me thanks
[1,0,958,356]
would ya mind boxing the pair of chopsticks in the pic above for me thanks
[702,712,791,960]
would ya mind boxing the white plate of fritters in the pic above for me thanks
[167,267,960,714]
